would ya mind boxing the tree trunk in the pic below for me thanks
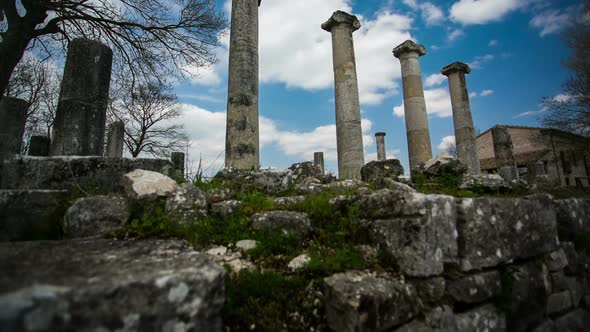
[0,29,34,99]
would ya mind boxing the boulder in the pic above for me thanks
[324,271,419,332]
[361,189,457,277]
[447,271,502,304]
[272,195,306,207]
[545,249,569,272]
[422,154,467,178]
[546,291,573,316]
[360,159,404,183]
[454,304,506,332]
[165,183,207,223]
[457,195,558,271]
[123,169,178,201]
[0,239,226,331]
[251,211,312,239]
[289,162,323,181]
[235,240,258,251]
[210,200,242,218]
[1,156,173,193]
[555,198,590,237]
[0,190,68,241]
[288,254,311,271]
[206,188,235,204]
[63,195,130,237]
[460,173,510,192]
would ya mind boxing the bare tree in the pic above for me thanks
[109,78,188,158]
[4,53,60,152]
[0,0,226,98]
[542,1,590,136]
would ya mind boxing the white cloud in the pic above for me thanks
[450,0,525,25]
[393,88,453,118]
[480,89,494,97]
[178,103,375,175]
[425,73,446,88]
[468,54,494,69]
[530,9,573,37]
[488,39,498,47]
[438,135,456,152]
[448,28,464,41]
[420,3,445,25]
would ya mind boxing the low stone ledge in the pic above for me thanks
[0,238,226,331]
[0,189,68,241]
[1,156,173,193]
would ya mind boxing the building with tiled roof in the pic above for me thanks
[476,125,590,187]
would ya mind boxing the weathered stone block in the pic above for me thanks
[547,291,573,316]
[63,195,130,238]
[457,195,558,271]
[0,190,68,241]
[251,211,312,239]
[361,190,457,277]
[211,200,242,218]
[360,159,404,183]
[545,248,569,272]
[412,277,446,304]
[395,305,456,332]
[555,198,590,237]
[553,309,590,331]
[1,156,173,194]
[123,169,178,201]
[502,261,551,332]
[532,320,557,332]
[214,168,294,194]
[454,304,506,332]
[165,183,207,223]
[447,271,502,304]
[0,239,226,331]
[324,271,419,332]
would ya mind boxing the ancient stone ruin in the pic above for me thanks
[1,2,589,332]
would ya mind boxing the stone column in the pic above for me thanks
[322,11,365,180]
[393,40,433,173]
[171,152,185,179]
[314,152,325,175]
[225,0,261,170]
[492,126,518,181]
[0,97,29,156]
[441,62,481,175]
[375,132,386,161]
[50,38,113,156]
[29,136,51,156]
[105,121,124,158]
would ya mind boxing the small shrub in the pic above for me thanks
[307,246,366,275]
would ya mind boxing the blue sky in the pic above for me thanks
[174,0,582,176]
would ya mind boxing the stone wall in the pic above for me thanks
[326,188,590,332]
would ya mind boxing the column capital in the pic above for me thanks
[441,61,471,76]
[375,132,386,137]
[322,11,361,32]
[392,40,426,58]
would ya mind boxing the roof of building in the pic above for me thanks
[480,149,551,170]
[476,124,589,140]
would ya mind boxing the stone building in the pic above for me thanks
[477,125,590,187]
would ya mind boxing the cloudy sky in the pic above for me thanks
[174,0,581,176]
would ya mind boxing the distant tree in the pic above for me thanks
[442,140,458,158]
[109,78,188,158]
[4,53,60,152]
[542,2,590,136]
[0,0,226,99]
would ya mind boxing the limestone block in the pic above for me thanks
[0,239,226,331]
[457,195,558,271]
[214,168,294,194]
[324,271,419,332]
[454,304,506,332]
[123,169,178,201]
[447,271,502,304]
[251,211,312,239]
[545,248,569,272]
[0,190,68,241]
[360,159,404,183]
[394,305,456,332]
[502,261,551,332]
[547,291,573,316]
[555,198,590,236]
[63,195,130,237]
[165,183,207,223]
[361,190,457,277]
[211,200,242,218]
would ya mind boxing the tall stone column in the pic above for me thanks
[225,0,261,170]
[441,62,481,175]
[50,38,113,156]
[322,11,365,180]
[29,136,51,156]
[314,152,325,175]
[105,121,125,158]
[171,152,185,179]
[492,126,518,180]
[0,97,29,156]
[393,40,433,173]
[375,132,386,161]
